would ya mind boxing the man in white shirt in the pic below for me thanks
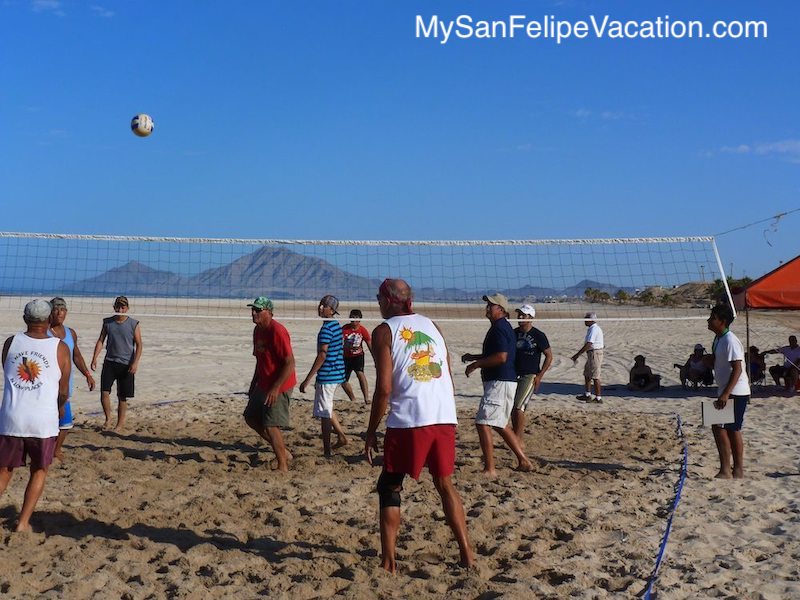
[571,312,604,403]
[1,299,70,531]
[708,304,750,479]
[365,279,474,572]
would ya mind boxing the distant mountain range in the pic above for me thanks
[11,246,632,301]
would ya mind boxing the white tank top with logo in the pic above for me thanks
[1,333,62,437]
[384,313,458,428]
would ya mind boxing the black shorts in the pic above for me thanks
[101,360,135,399]
[344,354,365,381]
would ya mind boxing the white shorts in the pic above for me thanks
[313,383,339,419]
[475,380,517,428]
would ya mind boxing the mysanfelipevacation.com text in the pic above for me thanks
[416,14,768,45]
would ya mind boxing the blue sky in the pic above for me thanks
[2,0,798,281]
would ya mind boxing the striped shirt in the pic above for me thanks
[317,320,345,384]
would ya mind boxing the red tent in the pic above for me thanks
[733,255,800,310]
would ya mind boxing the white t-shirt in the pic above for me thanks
[1,333,62,438]
[713,331,750,396]
[383,313,458,429]
[585,323,604,349]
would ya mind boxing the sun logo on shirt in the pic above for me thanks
[17,357,41,383]
[399,327,414,343]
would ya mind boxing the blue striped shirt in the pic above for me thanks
[317,320,345,384]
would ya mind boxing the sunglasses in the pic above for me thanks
[251,307,264,313]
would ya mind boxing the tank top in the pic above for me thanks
[384,313,458,429]
[103,316,139,364]
[48,326,75,397]
[1,333,62,437]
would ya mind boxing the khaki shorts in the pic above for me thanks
[244,388,291,428]
[584,350,604,380]
[475,380,517,428]
[513,374,536,412]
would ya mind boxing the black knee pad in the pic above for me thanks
[376,471,404,509]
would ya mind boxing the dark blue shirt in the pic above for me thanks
[481,318,517,382]
[514,326,551,376]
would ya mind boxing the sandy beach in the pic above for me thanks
[1,306,799,598]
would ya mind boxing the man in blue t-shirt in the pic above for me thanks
[300,295,348,457]
[462,293,533,477]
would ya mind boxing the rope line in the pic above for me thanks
[642,413,688,599]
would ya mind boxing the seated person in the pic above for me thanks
[674,344,714,389]
[765,335,800,392]
[748,346,766,382]
[628,355,661,392]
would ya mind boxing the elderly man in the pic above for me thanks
[1,299,70,531]
[365,278,474,572]
[244,296,296,472]
[300,294,349,457]
[765,336,800,393]
[48,297,95,460]
[707,304,750,479]
[511,304,553,441]
[572,312,604,403]
[462,293,533,476]
[91,296,143,431]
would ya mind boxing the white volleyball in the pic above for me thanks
[131,113,154,137]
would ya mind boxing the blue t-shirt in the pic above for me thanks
[481,318,517,382]
[317,320,345,384]
[514,326,551,376]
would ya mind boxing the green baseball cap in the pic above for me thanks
[247,296,274,311]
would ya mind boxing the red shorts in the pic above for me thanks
[383,424,456,480]
[0,435,57,469]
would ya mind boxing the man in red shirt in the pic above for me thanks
[341,309,372,404]
[244,296,296,472]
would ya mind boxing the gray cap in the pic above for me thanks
[320,294,339,315]
[50,297,68,309]
[24,299,52,322]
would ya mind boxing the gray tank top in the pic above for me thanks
[103,316,139,365]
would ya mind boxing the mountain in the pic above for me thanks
[64,261,189,296]
[188,246,381,299]
[62,251,631,301]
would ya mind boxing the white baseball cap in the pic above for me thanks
[516,304,536,318]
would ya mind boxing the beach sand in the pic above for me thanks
[0,307,799,597]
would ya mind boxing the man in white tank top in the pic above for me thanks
[0,299,70,532]
[364,279,474,572]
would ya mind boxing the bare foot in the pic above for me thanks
[270,459,289,472]
[481,469,497,479]
[379,557,397,574]
[714,469,733,479]
[54,449,64,462]
[113,426,124,433]
[102,421,112,430]
[14,523,32,533]
[332,437,349,450]
[733,467,744,479]
[516,460,533,473]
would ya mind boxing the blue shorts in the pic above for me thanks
[722,395,749,432]
[59,400,74,430]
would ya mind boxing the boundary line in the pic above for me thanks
[642,413,688,598]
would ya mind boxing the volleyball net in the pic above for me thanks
[0,232,731,321]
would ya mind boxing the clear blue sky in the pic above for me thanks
[2,0,798,280]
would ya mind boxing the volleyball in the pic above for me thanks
[131,113,154,137]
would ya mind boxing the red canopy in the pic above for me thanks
[733,255,800,310]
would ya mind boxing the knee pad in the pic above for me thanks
[376,471,404,509]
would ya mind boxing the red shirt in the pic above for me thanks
[342,323,371,358]
[253,320,297,393]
